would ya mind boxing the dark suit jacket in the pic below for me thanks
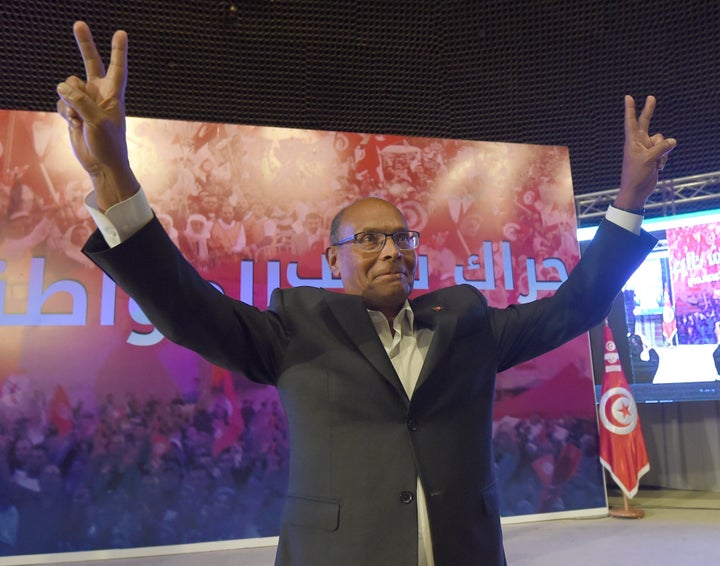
[84,218,656,566]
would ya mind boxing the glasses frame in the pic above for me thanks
[331,230,420,252]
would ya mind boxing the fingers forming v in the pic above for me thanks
[636,95,656,134]
[624,95,656,138]
[73,21,106,80]
[624,95,637,137]
[66,21,129,113]
[623,95,677,167]
[107,30,129,91]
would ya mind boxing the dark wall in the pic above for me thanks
[1,0,719,200]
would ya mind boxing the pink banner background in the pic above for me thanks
[0,109,605,558]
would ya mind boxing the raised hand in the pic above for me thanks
[56,21,139,211]
[616,95,677,211]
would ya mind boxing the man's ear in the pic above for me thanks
[325,246,341,276]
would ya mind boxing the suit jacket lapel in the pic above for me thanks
[413,298,458,391]
[325,293,407,400]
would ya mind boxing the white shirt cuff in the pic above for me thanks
[85,189,154,248]
[605,204,643,235]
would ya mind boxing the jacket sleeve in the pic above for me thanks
[488,218,657,372]
[83,216,288,384]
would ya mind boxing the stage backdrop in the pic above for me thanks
[0,109,605,563]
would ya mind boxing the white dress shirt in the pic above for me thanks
[368,303,435,565]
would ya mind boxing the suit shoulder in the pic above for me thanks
[269,286,337,311]
[413,284,488,308]
[275,286,335,299]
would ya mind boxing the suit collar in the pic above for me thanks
[324,291,458,399]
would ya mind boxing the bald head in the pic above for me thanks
[330,198,407,245]
[326,198,416,320]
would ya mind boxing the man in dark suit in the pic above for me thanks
[57,21,675,566]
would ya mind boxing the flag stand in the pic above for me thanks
[609,494,645,519]
[599,321,650,521]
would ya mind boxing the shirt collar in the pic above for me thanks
[367,300,414,335]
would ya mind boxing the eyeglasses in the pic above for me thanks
[332,230,420,252]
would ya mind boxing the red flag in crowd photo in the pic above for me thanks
[211,366,245,457]
[661,287,677,346]
[48,384,74,438]
[598,322,650,498]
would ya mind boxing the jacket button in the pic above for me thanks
[407,419,417,431]
[400,491,414,504]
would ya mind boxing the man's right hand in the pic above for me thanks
[57,21,139,212]
[616,95,677,212]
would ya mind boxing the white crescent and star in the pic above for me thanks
[599,386,638,435]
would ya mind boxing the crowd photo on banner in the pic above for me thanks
[0,108,607,557]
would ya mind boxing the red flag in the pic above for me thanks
[355,135,385,189]
[661,287,677,345]
[48,384,73,438]
[553,443,582,486]
[210,364,226,389]
[532,453,555,487]
[212,368,245,457]
[598,323,650,498]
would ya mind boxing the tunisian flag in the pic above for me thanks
[598,323,650,498]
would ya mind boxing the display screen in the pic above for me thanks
[579,209,720,403]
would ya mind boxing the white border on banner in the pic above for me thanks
[0,537,279,566]
[0,507,617,566]
[500,506,608,525]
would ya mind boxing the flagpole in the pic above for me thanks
[609,494,645,519]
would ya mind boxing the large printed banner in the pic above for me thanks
[0,109,605,561]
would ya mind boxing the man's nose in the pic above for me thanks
[380,235,402,257]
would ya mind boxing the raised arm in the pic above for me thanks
[56,21,139,212]
[614,95,677,211]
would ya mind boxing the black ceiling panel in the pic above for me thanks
[1,0,718,203]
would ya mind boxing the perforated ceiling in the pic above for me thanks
[1,0,719,204]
